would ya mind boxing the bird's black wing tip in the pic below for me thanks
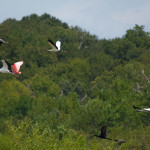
[5,60,12,72]
[133,105,141,109]
[48,39,54,43]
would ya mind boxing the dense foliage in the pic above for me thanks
[0,13,150,149]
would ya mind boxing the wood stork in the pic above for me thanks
[0,38,9,46]
[47,39,68,52]
[47,39,61,52]
[133,105,150,112]
[94,125,126,146]
[0,60,23,75]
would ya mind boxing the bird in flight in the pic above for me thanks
[0,60,23,76]
[0,38,9,46]
[133,105,150,112]
[94,125,126,146]
[47,39,68,52]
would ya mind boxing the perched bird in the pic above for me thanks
[0,60,23,75]
[94,125,126,146]
[0,38,9,46]
[47,39,68,52]
[133,105,150,112]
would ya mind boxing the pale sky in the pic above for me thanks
[1,0,150,39]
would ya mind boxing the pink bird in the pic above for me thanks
[0,60,23,75]
[11,61,24,74]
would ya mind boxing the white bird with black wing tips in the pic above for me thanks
[47,39,68,52]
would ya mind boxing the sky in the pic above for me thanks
[1,0,150,39]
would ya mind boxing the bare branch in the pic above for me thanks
[58,90,63,101]
[79,94,87,102]
[78,34,85,50]
[141,69,150,83]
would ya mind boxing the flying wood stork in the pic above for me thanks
[47,39,68,52]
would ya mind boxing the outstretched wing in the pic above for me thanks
[133,105,141,110]
[1,60,12,72]
[143,108,150,111]
[12,61,23,72]
[0,38,5,45]
[100,125,107,138]
[48,39,58,50]
[5,60,12,72]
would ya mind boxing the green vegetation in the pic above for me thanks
[0,13,150,149]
